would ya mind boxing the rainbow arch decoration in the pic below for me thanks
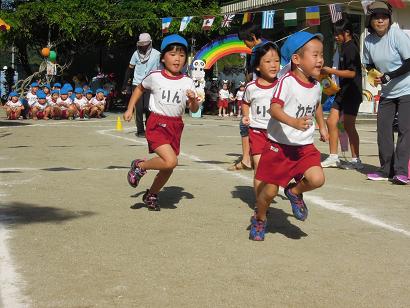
[193,34,251,69]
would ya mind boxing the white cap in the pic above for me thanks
[137,33,152,46]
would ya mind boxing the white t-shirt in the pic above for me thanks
[90,97,105,106]
[32,101,47,111]
[268,71,321,146]
[26,92,37,107]
[219,89,230,100]
[46,95,54,105]
[6,100,22,109]
[236,90,244,101]
[243,79,277,130]
[57,97,72,110]
[74,97,88,108]
[141,70,197,117]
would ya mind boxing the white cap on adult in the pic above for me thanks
[137,33,152,46]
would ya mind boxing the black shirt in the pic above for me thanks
[336,40,362,103]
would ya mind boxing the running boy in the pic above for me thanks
[123,34,199,211]
[242,42,280,198]
[250,32,329,241]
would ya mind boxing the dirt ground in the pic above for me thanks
[1,112,409,308]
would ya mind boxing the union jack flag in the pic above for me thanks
[221,14,235,27]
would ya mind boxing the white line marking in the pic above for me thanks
[98,127,410,238]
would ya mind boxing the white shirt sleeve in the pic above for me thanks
[271,77,290,107]
[243,87,251,104]
[141,73,153,90]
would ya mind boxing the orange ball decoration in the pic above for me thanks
[41,47,50,57]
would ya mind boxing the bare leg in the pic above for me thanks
[241,136,251,167]
[326,108,340,155]
[291,166,325,195]
[343,114,360,158]
[255,183,279,221]
[253,154,262,197]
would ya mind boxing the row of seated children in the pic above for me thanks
[218,80,245,117]
[3,84,106,120]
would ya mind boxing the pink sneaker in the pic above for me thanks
[367,172,388,181]
[392,175,409,185]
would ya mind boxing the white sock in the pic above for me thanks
[329,154,339,159]
[351,157,360,163]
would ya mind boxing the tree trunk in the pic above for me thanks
[15,40,33,76]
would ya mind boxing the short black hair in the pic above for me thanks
[252,42,281,76]
[160,44,188,65]
[238,22,261,41]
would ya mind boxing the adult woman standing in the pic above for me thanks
[363,1,410,184]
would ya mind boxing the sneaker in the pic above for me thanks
[284,186,308,221]
[249,219,266,241]
[340,159,364,170]
[367,172,388,181]
[127,159,146,188]
[142,189,160,211]
[392,175,409,185]
[321,156,341,168]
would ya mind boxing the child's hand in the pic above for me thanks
[123,109,133,122]
[294,116,313,131]
[186,89,196,101]
[319,127,329,142]
[242,116,250,126]
[321,66,333,75]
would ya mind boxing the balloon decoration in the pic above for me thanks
[41,47,50,57]
[48,50,57,62]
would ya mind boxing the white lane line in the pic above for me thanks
[99,128,410,238]
[0,167,220,173]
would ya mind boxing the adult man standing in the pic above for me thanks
[123,33,160,137]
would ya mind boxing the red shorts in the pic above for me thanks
[255,141,322,188]
[218,99,228,108]
[9,111,17,120]
[249,127,269,155]
[146,113,184,155]
[36,111,45,119]
[61,109,68,119]
[237,100,244,110]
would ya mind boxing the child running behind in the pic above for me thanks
[250,32,329,241]
[123,34,199,211]
[242,41,280,199]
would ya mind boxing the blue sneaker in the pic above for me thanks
[284,186,308,221]
[127,159,146,188]
[249,218,266,241]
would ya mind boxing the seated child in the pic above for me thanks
[31,90,51,120]
[73,87,90,119]
[48,90,60,119]
[4,91,24,120]
[89,88,106,118]
[85,89,93,103]
[56,88,75,119]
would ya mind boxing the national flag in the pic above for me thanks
[284,9,297,27]
[221,14,235,28]
[262,10,275,29]
[242,12,253,24]
[329,4,343,23]
[361,1,374,14]
[388,0,406,8]
[202,16,215,31]
[306,6,320,26]
[162,17,172,34]
[179,16,193,32]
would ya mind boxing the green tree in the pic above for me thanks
[0,0,221,75]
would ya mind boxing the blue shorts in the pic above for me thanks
[239,118,249,137]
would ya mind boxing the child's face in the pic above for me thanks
[293,39,324,78]
[240,85,245,91]
[11,96,18,103]
[38,98,46,105]
[163,47,186,75]
[76,93,83,99]
[243,34,257,49]
[223,84,228,90]
[43,87,50,94]
[61,94,68,100]
[52,93,59,100]
[257,49,280,81]
[96,92,104,100]
[32,87,38,93]
[334,32,345,44]
[86,93,93,100]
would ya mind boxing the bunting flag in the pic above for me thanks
[202,16,215,31]
[0,18,11,32]
[221,14,235,27]
[284,9,297,27]
[329,4,343,23]
[306,6,320,26]
[162,17,172,34]
[242,12,253,24]
[262,10,275,29]
[388,0,406,8]
[179,16,193,32]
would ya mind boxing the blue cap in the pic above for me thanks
[74,87,83,94]
[30,82,39,87]
[95,88,104,94]
[43,83,51,89]
[53,83,61,88]
[161,34,188,52]
[60,88,68,95]
[51,90,59,95]
[85,89,93,95]
[280,32,323,65]
[36,90,46,99]
[63,83,73,91]
[9,91,18,97]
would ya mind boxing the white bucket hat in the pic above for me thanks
[137,33,152,46]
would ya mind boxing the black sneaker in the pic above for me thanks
[142,189,160,211]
